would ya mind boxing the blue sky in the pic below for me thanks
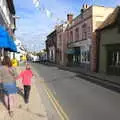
[14,0,120,52]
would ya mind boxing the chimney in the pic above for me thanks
[81,4,89,13]
[83,4,89,10]
[67,14,73,23]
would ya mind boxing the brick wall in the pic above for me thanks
[91,32,97,72]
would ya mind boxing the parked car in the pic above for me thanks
[32,56,40,63]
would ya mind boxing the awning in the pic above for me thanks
[65,49,75,54]
[0,26,17,52]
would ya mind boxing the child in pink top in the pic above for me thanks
[18,64,33,104]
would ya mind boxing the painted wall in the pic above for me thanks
[92,6,114,31]
[91,6,114,71]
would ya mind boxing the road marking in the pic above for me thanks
[45,86,69,120]
[31,67,69,120]
[40,79,69,120]
[44,88,65,120]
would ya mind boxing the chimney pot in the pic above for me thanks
[83,4,89,10]
[67,14,73,23]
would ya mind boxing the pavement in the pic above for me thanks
[42,62,120,93]
[0,66,48,120]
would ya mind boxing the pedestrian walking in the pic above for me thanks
[0,56,18,116]
[17,63,33,104]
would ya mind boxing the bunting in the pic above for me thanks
[32,0,64,25]
[45,9,53,18]
[33,0,40,8]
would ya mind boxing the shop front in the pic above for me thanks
[67,39,91,70]
[107,45,120,75]
[66,47,80,66]
[73,47,81,65]
[66,48,74,66]
[79,45,90,71]
[98,6,120,75]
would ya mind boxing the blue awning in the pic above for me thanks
[0,26,17,52]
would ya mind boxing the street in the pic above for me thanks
[1,1,120,120]
[32,63,120,120]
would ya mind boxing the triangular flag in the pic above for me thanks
[35,1,40,8]
[33,0,38,4]
[45,9,53,18]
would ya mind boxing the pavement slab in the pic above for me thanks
[0,66,48,120]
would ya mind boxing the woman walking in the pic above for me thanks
[0,56,18,116]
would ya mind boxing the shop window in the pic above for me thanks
[107,48,120,75]
[110,51,120,66]
[81,49,90,63]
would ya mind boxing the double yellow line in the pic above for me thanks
[41,80,69,120]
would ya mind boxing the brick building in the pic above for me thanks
[56,14,72,65]
[46,5,116,72]
[66,5,114,72]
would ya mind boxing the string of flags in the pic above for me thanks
[32,0,65,25]
[32,0,120,24]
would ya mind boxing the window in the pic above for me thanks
[87,26,91,32]
[67,31,70,43]
[107,47,120,75]
[70,31,73,42]
[59,35,62,47]
[87,26,92,39]
[82,24,87,40]
[109,51,120,66]
[75,28,79,41]
[81,47,90,63]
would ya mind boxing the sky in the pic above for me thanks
[14,0,120,52]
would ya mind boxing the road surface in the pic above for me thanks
[32,63,120,120]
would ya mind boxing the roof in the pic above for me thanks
[47,30,56,38]
[98,6,120,30]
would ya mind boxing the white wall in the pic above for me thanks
[0,0,11,27]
